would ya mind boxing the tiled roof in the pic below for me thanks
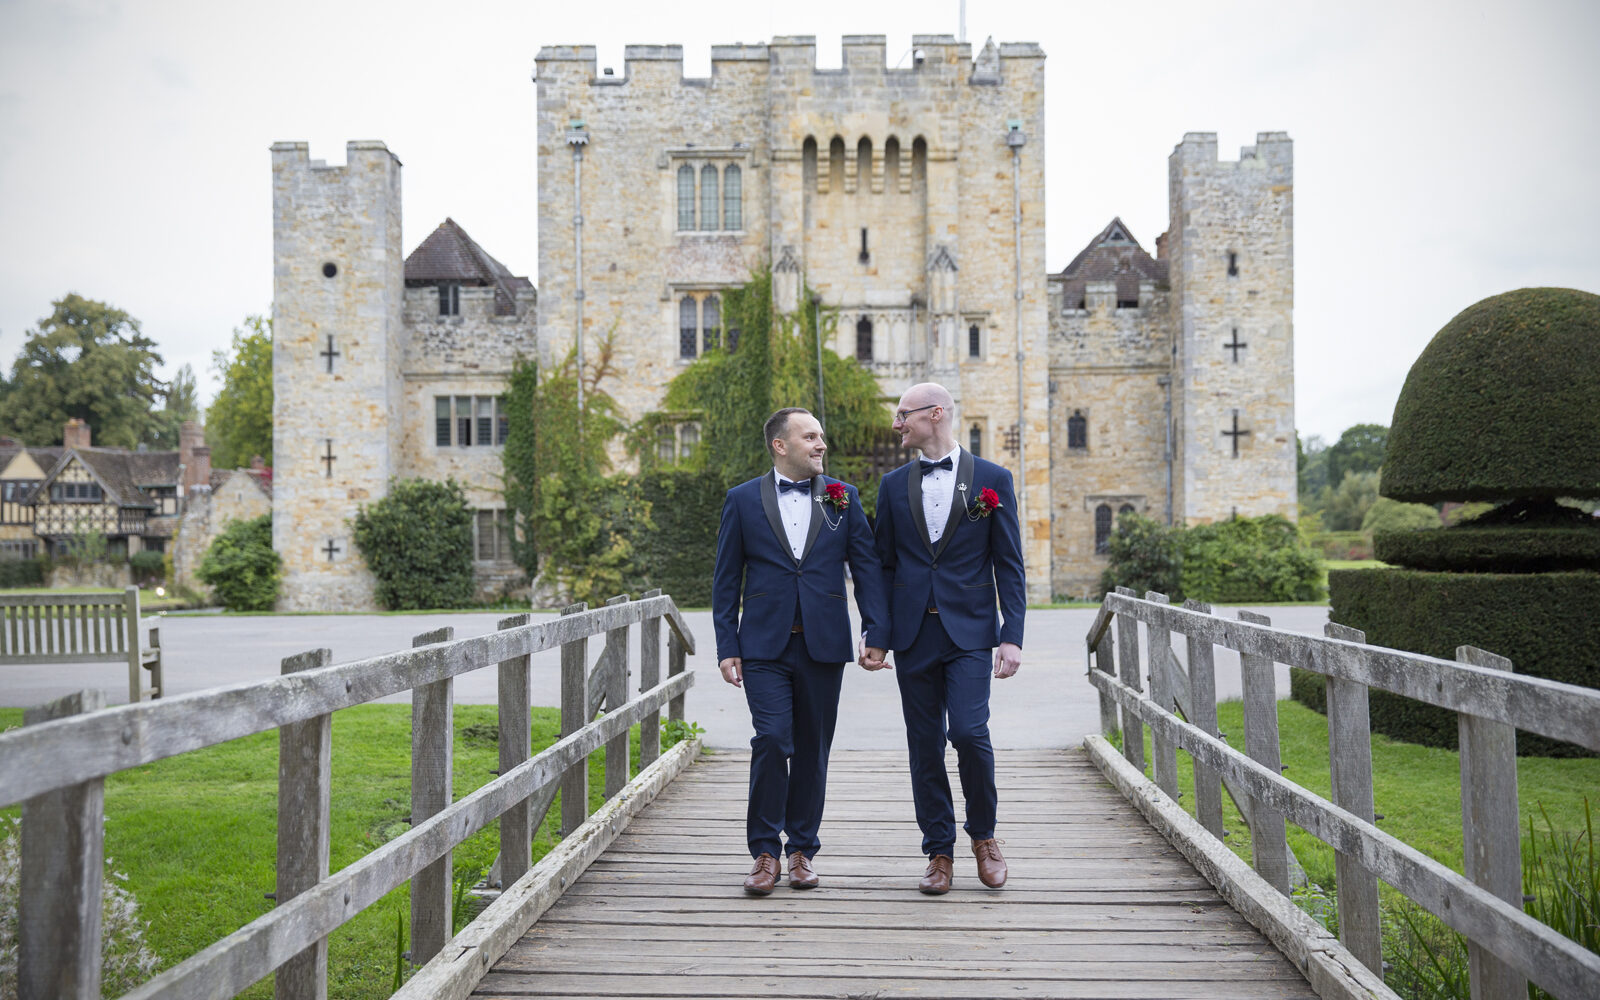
[1057,217,1168,305]
[404,218,535,316]
[37,447,180,510]
[209,467,274,500]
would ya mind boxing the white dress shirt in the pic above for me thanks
[774,469,812,561]
[921,444,961,545]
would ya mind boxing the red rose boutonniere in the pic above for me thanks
[822,481,850,510]
[970,487,1002,518]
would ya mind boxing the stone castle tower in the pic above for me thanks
[271,141,405,612]
[535,35,1053,599]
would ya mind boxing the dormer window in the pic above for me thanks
[50,482,104,502]
[437,282,460,316]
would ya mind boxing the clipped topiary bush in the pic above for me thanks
[1380,288,1600,503]
[197,514,280,611]
[1322,288,1600,756]
[1179,515,1324,604]
[352,478,475,611]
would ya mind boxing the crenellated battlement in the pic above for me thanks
[1172,131,1292,170]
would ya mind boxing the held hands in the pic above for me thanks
[718,657,743,687]
[993,642,1022,679]
[859,646,890,671]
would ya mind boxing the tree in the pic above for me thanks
[351,478,476,610]
[196,514,281,611]
[1297,433,1329,499]
[1324,424,1387,489]
[149,363,200,450]
[206,315,273,469]
[0,294,165,448]
[1323,469,1381,532]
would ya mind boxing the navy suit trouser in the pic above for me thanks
[742,632,845,860]
[895,611,997,857]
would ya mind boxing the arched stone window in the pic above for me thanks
[855,315,873,362]
[968,324,981,359]
[1119,503,1136,517]
[829,136,846,191]
[700,164,719,231]
[702,295,721,353]
[676,164,695,231]
[1068,410,1088,450]
[723,164,742,230]
[679,297,697,359]
[1095,504,1113,555]
[969,424,982,457]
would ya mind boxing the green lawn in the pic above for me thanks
[0,705,666,999]
[0,585,186,612]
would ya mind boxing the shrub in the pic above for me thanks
[0,556,48,588]
[196,514,280,611]
[352,479,475,611]
[634,467,732,608]
[1313,531,1372,561]
[1360,497,1439,535]
[1099,511,1181,599]
[1179,515,1324,604]
[1317,567,1600,756]
[129,549,166,585]
[1322,470,1380,532]
[1382,287,1600,503]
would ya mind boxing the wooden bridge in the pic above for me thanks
[2,589,1597,1000]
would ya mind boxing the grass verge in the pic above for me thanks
[0,704,668,999]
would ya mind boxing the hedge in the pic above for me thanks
[1381,287,1600,503]
[1303,567,1600,756]
[633,467,733,608]
[1375,525,1600,573]
[0,556,49,588]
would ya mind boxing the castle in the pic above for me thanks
[270,34,1294,609]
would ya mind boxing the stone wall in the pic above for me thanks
[172,472,272,597]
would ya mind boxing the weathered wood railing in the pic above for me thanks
[1083,587,1600,1000]
[0,589,696,1000]
[0,585,163,702]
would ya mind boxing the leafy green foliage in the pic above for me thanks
[1375,499,1600,573]
[148,363,200,451]
[351,479,475,610]
[1324,423,1388,489]
[1179,515,1324,604]
[196,514,281,611]
[0,556,48,588]
[58,527,108,571]
[205,315,274,469]
[0,294,167,448]
[1360,497,1440,535]
[129,549,166,585]
[1322,469,1380,532]
[1317,566,1600,755]
[501,340,650,606]
[1099,511,1180,599]
[1382,287,1600,503]
[1297,433,1330,500]
[633,467,732,607]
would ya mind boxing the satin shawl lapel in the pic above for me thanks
[758,474,798,566]
[932,448,976,560]
[798,476,825,564]
[905,462,935,555]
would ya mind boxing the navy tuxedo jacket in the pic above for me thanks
[712,474,889,664]
[873,450,1026,652]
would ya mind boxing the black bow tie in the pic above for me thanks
[778,478,810,494]
[919,456,953,476]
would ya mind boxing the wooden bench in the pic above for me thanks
[0,585,163,703]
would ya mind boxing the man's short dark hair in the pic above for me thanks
[764,407,812,458]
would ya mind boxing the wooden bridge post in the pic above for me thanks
[19,688,107,1000]
[559,603,590,835]
[1236,610,1291,895]
[639,589,663,768]
[602,595,631,799]
[1144,591,1179,799]
[1183,599,1224,838]
[410,626,455,965]
[1323,622,1383,975]
[1456,645,1527,1000]
[1112,587,1144,773]
[667,628,686,724]
[497,614,533,887]
[1093,630,1118,741]
[122,586,140,705]
[276,649,332,1000]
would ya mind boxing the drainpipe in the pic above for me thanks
[566,121,589,413]
[1006,122,1028,533]
[1159,374,1174,526]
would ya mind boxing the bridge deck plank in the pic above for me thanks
[470,749,1317,999]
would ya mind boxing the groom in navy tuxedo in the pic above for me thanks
[866,382,1026,894]
[713,407,889,894]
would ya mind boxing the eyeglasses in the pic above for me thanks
[894,404,939,423]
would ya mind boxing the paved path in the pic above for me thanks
[2,604,1327,750]
[473,748,1318,999]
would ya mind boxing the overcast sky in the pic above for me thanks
[1,0,1595,443]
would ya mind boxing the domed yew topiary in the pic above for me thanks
[1314,288,1600,756]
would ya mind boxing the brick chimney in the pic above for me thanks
[63,418,91,449]
[179,421,211,492]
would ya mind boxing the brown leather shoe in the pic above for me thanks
[971,838,1007,888]
[744,853,780,895]
[919,854,953,895]
[788,852,819,889]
